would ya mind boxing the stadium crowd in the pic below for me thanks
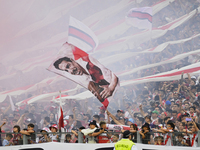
[0,0,200,148]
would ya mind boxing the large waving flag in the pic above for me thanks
[126,7,152,30]
[48,17,119,108]
[48,43,119,108]
[68,16,99,52]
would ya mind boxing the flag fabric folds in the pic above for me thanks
[48,43,119,108]
[68,16,99,52]
[126,7,152,30]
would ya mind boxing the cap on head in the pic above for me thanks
[117,109,124,113]
[128,118,134,123]
[123,130,132,138]
[49,124,58,131]
[89,120,97,126]
[165,101,171,106]
[152,110,159,115]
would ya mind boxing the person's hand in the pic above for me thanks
[9,141,13,145]
[2,122,6,126]
[100,128,104,133]
[139,104,142,110]
[181,141,184,145]
[88,133,92,137]
[106,110,111,115]
[144,130,149,133]
[72,107,75,113]
[100,86,113,99]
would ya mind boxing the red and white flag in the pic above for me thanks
[126,7,152,30]
[68,16,99,52]
[58,97,64,130]
[48,43,119,108]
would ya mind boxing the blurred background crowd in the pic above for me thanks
[1,0,200,147]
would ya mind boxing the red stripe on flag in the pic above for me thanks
[2,85,34,94]
[59,106,64,129]
[69,27,96,48]
[128,12,152,22]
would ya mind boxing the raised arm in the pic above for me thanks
[107,110,123,125]
[139,104,145,117]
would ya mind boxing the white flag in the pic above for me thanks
[126,7,152,30]
[68,16,99,52]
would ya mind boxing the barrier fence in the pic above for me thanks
[0,131,200,147]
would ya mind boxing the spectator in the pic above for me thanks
[107,134,119,143]
[49,113,56,125]
[65,134,73,143]
[20,123,35,144]
[0,122,6,146]
[49,124,59,142]
[140,123,150,144]
[38,128,52,143]
[93,121,110,143]
[13,125,22,145]
[93,115,100,124]
[174,133,188,146]
[157,121,175,146]
[154,136,164,145]
[43,117,51,128]
[2,134,13,146]
[130,124,138,143]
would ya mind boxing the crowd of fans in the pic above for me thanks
[0,0,200,148]
[0,72,200,147]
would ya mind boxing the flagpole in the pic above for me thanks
[59,90,62,142]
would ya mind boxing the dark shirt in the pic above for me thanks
[141,132,150,144]
[13,134,23,145]
[26,131,36,144]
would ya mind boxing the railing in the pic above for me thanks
[0,131,200,147]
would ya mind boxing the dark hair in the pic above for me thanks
[130,124,138,131]
[194,101,199,107]
[158,118,162,124]
[167,121,175,130]
[99,121,106,127]
[93,115,100,121]
[44,117,50,123]
[137,117,144,123]
[28,123,35,128]
[6,133,13,138]
[84,114,91,120]
[133,113,139,118]
[177,133,184,137]
[190,106,196,111]
[198,95,200,100]
[191,85,196,90]
[69,115,74,119]
[164,117,170,122]
[174,104,179,107]
[166,108,172,113]
[79,126,85,130]
[66,134,71,138]
[13,125,21,132]
[54,57,72,70]
[76,120,82,128]
[172,110,177,114]
[154,95,159,101]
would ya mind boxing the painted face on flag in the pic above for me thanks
[55,57,87,75]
